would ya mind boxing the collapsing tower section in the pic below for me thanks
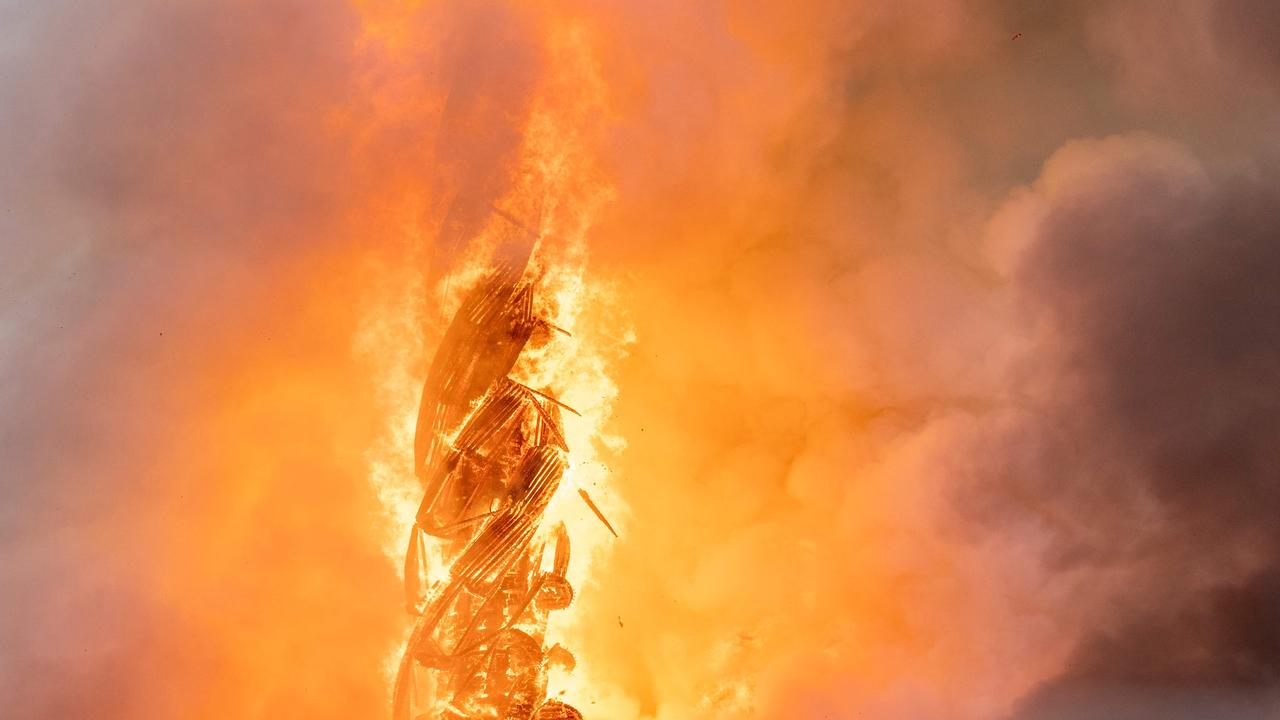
[392,246,586,720]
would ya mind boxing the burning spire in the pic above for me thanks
[360,13,628,719]
[393,205,616,719]
[393,238,578,718]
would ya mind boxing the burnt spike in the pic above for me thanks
[541,318,572,337]
[511,380,581,417]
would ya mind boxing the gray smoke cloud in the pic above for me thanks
[971,134,1280,718]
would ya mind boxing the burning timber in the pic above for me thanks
[393,233,593,720]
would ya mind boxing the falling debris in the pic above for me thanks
[577,487,618,538]
[1011,32,1023,41]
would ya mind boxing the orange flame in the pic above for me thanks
[354,6,633,711]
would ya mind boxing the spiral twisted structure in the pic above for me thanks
[392,230,585,720]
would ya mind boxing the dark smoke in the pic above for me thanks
[981,136,1280,717]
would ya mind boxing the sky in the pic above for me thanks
[1,1,1278,719]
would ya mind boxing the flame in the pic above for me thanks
[354,7,632,710]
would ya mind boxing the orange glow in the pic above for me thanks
[15,2,1175,719]
[120,3,1048,717]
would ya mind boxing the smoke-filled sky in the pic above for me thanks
[2,1,1278,719]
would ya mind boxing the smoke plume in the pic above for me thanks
[2,1,1278,719]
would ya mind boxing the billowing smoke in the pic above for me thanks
[0,1,396,716]
[2,1,1278,719]
[991,135,1280,719]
